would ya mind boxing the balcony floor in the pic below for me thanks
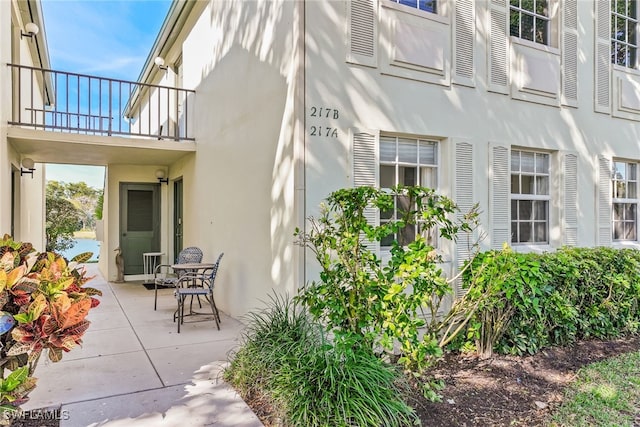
[22,264,262,427]
[8,126,196,166]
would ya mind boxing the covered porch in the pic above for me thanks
[22,264,261,427]
[7,63,199,284]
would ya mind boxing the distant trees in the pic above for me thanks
[45,181,103,252]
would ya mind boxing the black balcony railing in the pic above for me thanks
[8,64,195,141]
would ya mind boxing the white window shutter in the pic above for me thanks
[454,141,474,297]
[352,129,380,253]
[347,0,378,68]
[490,143,511,249]
[453,0,475,87]
[594,0,611,113]
[597,155,612,246]
[488,0,509,94]
[562,0,578,106]
[562,152,578,246]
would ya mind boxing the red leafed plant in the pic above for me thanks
[0,234,101,417]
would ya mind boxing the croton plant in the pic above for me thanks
[0,234,100,417]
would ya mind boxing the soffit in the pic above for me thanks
[7,127,196,166]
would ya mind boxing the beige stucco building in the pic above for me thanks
[2,0,640,317]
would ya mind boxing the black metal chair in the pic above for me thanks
[153,246,203,310]
[174,252,223,333]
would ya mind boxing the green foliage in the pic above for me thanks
[296,186,478,372]
[0,234,100,417]
[70,252,93,264]
[224,295,416,427]
[95,193,104,220]
[45,196,83,253]
[461,246,640,356]
[45,181,102,252]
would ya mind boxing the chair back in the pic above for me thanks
[205,253,224,290]
[177,247,203,264]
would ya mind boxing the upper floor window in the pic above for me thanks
[392,0,437,14]
[612,160,638,240]
[511,150,550,244]
[510,0,550,45]
[379,136,438,247]
[612,0,638,68]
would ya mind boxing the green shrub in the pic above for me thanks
[224,295,417,427]
[461,246,549,357]
[462,246,640,356]
[296,186,478,372]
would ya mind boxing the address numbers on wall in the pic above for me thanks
[308,106,340,139]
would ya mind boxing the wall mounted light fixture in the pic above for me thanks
[155,169,168,184]
[20,158,35,177]
[21,22,39,39]
[154,56,168,71]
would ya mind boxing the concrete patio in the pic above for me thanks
[21,264,263,427]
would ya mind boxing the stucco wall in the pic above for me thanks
[172,0,302,317]
[0,1,46,248]
[303,1,640,258]
[0,0,10,236]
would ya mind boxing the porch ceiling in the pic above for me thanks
[7,127,196,166]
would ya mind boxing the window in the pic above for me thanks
[379,136,438,247]
[509,0,550,45]
[391,0,437,14]
[612,161,638,240]
[510,150,550,244]
[612,0,638,68]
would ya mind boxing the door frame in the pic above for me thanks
[173,178,183,263]
[119,183,161,276]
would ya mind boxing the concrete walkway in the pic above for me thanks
[22,264,263,427]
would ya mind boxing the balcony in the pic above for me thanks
[8,63,195,142]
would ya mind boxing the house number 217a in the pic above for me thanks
[310,126,338,138]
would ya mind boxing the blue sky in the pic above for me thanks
[41,0,172,188]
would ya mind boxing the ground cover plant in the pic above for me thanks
[224,296,417,427]
[549,348,640,426]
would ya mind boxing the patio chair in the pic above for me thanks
[153,246,203,310]
[174,252,223,333]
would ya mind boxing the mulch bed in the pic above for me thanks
[244,336,640,426]
[411,336,640,426]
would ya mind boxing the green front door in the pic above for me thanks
[120,183,160,275]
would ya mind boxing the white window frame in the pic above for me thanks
[510,149,551,245]
[612,160,639,241]
[612,0,639,69]
[379,135,439,248]
[509,0,551,46]
[389,0,437,14]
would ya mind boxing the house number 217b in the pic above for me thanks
[310,107,339,119]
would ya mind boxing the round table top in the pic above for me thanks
[171,263,214,270]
